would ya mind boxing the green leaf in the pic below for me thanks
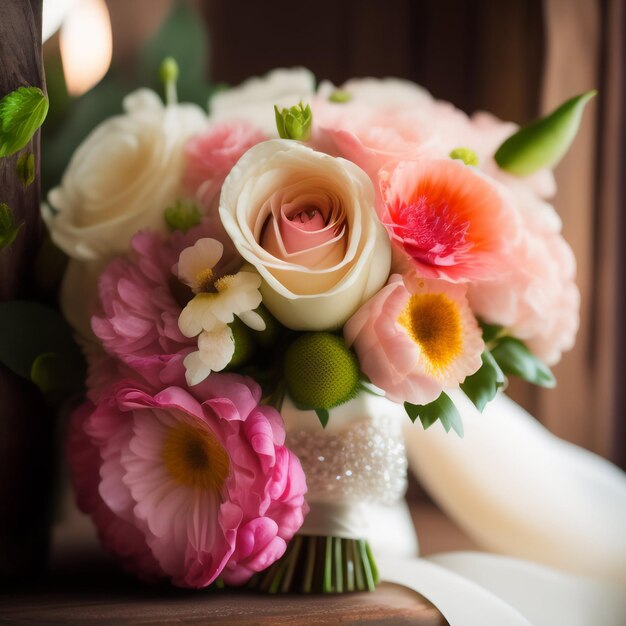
[0,203,23,251]
[479,320,505,344]
[449,147,479,166]
[315,408,330,428]
[404,392,464,437]
[491,336,556,388]
[0,87,49,157]
[0,301,85,389]
[164,200,200,233]
[461,351,505,412]
[495,90,596,176]
[274,102,313,141]
[328,90,352,103]
[16,152,35,186]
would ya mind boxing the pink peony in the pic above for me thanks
[91,220,242,389]
[467,197,579,365]
[378,159,519,282]
[344,274,483,405]
[67,373,308,588]
[183,120,267,211]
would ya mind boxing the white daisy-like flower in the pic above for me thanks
[178,272,265,337]
[183,326,235,386]
[175,238,266,385]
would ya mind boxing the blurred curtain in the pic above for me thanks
[202,0,625,464]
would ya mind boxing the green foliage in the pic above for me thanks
[461,351,505,412]
[479,320,505,344]
[0,203,23,251]
[404,392,464,437]
[315,408,330,428]
[16,152,35,186]
[491,336,556,388]
[495,90,596,176]
[328,90,352,103]
[164,200,201,233]
[449,147,479,166]
[0,301,85,396]
[0,87,49,157]
[274,102,313,141]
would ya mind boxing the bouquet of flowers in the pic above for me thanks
[44,64,591,593]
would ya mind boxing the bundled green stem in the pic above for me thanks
[248,535,379,594]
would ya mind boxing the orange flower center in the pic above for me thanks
[398,293,463,375]
[162,422,229,491]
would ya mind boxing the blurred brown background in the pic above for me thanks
[47,0,626,467]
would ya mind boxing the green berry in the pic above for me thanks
[227,317,255,369]
[284,333,360,410]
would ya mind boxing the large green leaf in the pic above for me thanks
[0,301,85,391]
[491,336,556,388]
[404,392,464,437]
[461,351,505,412]
[0,87,49,157]
[494,90,596,176]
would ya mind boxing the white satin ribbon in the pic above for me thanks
[377,556,533,626]
[299,501,370,538]
[403,390,626,585]
[428,552,626,626]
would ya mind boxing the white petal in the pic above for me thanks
[177,238,224,289]
[178,301,204,337]
[238,310,266,331]
[197,326,235,371]
[183,351,214,386]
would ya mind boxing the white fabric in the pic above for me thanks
[331,392,626,624]
[403,390,626,585]
[428,552,626,626]
[378,556,533,626]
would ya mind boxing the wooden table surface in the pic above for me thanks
[0,502,471,624]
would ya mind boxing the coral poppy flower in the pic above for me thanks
[378,159,519,282]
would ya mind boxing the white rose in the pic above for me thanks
[209,68,316,135]
[219,139,391,330]
[44,89,208,261]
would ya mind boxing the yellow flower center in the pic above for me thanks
[398,292,463,375]
[214,274,236,292]
[162,422,229,491]
[195,268,214,292]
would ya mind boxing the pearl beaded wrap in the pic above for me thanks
[282,392,409,515]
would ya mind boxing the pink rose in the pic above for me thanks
[183,121,267,211]
[68,373,308,588]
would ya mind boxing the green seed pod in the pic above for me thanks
[284,332,360,410]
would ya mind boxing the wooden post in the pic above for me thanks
[0,0,45,300]
[0,0,54,581]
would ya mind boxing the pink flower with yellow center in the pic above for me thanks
[67,374,308,588]
[378,159,519,282]
[344,274,484,405]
